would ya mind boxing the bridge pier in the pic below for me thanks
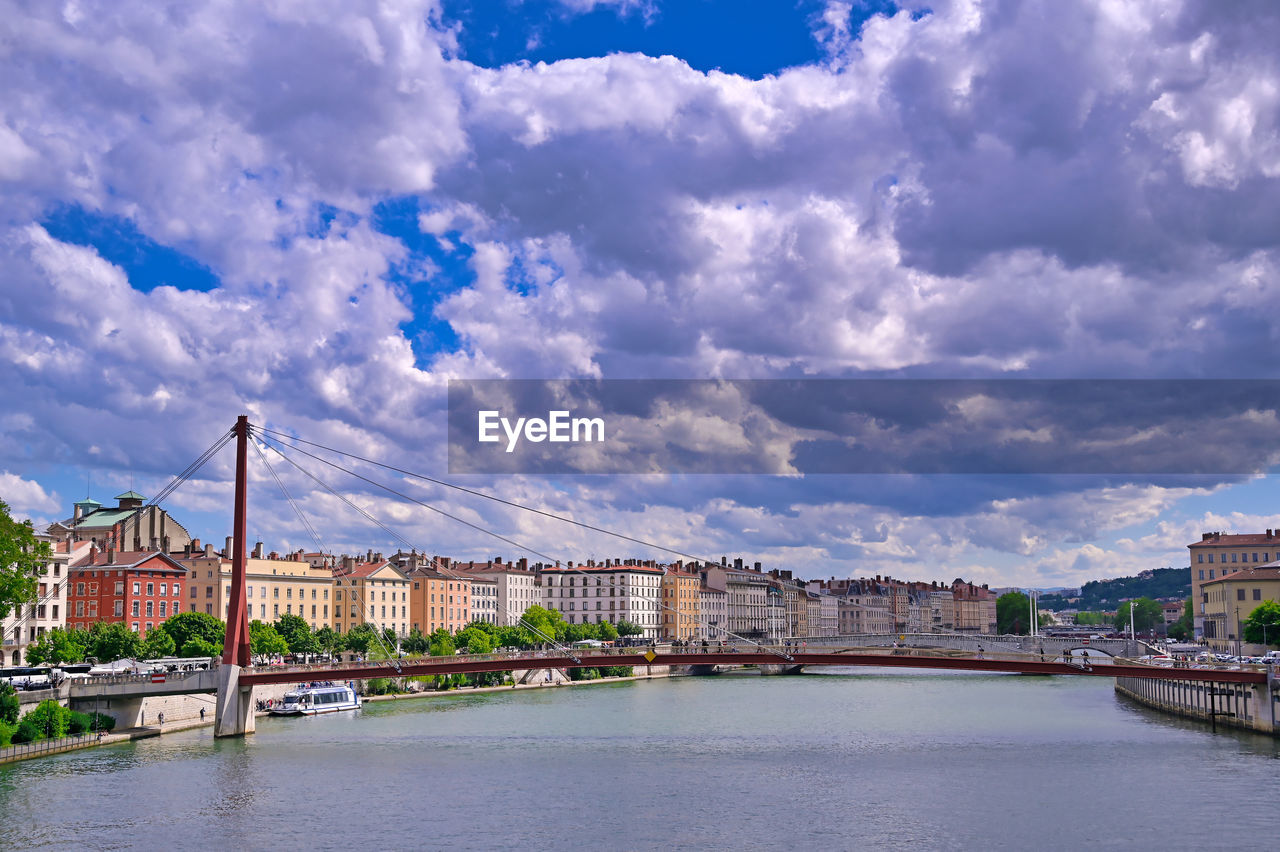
[214,665,256,738]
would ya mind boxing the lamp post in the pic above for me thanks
[1235,605,1242,659]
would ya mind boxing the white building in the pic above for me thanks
[541,562,664,639]
[2,537,87,665]
[450,558,541,626]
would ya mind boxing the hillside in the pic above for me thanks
[1037,567,1190,612]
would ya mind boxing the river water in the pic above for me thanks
[2,669,1277,850]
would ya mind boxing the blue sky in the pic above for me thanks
[3,0,1280,588]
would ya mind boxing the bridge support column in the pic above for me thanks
[214,665,256,738]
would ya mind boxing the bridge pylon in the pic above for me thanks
[215,415,254,737]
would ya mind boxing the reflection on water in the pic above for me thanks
[2,672,1276,850]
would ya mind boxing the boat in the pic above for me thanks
[268,683,362,716]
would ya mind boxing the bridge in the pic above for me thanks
[167,417,1269,736]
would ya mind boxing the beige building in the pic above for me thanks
[660,567,701,642]
[333,560,411,638]
[178,548,335,631]
[952,579,996,634]
[447,558,539,626]
[1188,530,1280,640]
[1200,565,1280,654]
[698,584,728,640]
[542,562,664,639]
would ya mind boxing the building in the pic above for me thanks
[541,561,664,639]
[835,580,893,634]
[447,557,539,626]
[698,583,728,640]
[2,537,88,665]
[332,559,411,638]
[177,544,335,631]
[1187,530,1280,639]
[660,566,701,641]
[703,563,771,641]
[952,579,997,634]
[66,547,187,639]
[46,491,192,552]
[403,560,473,636]
[1199,565,1280,654]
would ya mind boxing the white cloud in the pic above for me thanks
[0,472,60,518]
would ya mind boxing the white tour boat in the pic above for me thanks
[269,683,362,716]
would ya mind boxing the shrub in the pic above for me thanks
[25,700,71,739]
[68,711,94,735]
[87,712,116,732]
[0,683,19,725]
[0,720,15,748]
[11,718,41,744]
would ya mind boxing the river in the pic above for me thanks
[2,669,1277,850]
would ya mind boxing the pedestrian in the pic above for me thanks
[158,712,164,726]
[200,707,206,721]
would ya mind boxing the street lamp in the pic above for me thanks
[1235,606,1242,659]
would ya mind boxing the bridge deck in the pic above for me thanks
[237,649,1268,687]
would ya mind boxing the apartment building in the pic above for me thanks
[1200,565,1280,653]
[541,561,664,639]
[2,537,87,665]
[66,547,187,639]
[178,545,335,631]
[332,560,410,637]
[660,566,701,642]
[1188,530,1280,639]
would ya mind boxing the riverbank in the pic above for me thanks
[2,667,679,763]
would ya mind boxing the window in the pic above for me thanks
[323,589,328,600]
[1208,554,1214,563]
[1232,553,1238,563]
[146,582,154,595]
[287,588,292,599]
[115,581,124,595]
[76,582,86,596]
[132,622,140,632]
[75,601,85,617]
[52,605,58,618]
[1198,569,1204,580]
[88,583,98,595]
[273,604,279,616]
[323,605,328,618]
[206,586,213,598]
[287,604,292,614]
[1254,589,1262,601]
[159,601,167,617]
[1209,570,1215,579]
[160,583,167,596]
[146,601,154,617]
[274,588,279,598]
[1253,553,1260,562]
[114,600,123,617]
[132,581,141,594]
[132,601,140,617]
[247,586,253,598]
[312,605,317,618]
[191,585,197,597]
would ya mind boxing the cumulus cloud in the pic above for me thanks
[0,471,61,519]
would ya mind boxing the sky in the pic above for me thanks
[3,0,1280,590]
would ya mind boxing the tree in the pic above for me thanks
[180,637,220,658]
[401,628,429,655]
[249,620,289,656]
[161,611,225,651]
[274,613,319,655]
[519,605,565,644]
[1243,600,1280,648]
[0,683,19,725]
[25,699,71,739]
[1115,598,1163,634]
[428,628,455,658]
[455,626,494,654]
[0,499,53,620]
[342,623,377,655]
[314,626,341,656]
[597,620,619,642]
[140,628,176,660]
[88,622,142,662]
[996,592,1032,635]
[24,627,90,665]
[616,619,643,637]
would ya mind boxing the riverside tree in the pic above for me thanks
[1243,600,1280,648]
[1114,598,1163,634]
[274,613,319,655]
[161,611,225,652]
[249,620,289,656]
[24,627,90,665]
[0,499,53,620]
[996,592,1033,635]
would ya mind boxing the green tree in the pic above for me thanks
[25,699,71,739]
[996,592,1032,635]
[161,611,226,652]
[274,613,319,655]
[1243,600,1280,648]
[88,622,142,662]
[520,605,566,644]
[428,628,455,658]
[140,628,177,660]
[24,627,90,665]
[455,626,494,654]
[180,637,220,658]
[0,682,19,725]
[496,624,533,649]
[342,623,377,655]
[1115,598,1163,634]
[314,626,341,656]
[597,620,619,642]
[0,500,53,620]
[616,619,643,637]
[249,620,289,656]
[401,628,429,655]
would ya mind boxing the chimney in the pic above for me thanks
[150,537,159,552]
[225,536,234,558]
[734,558,743,570]
[366,548,373,562]
[191,538,201,551]
[254,542,264,559]
[106,547,114,564]
[162,535,170,552]
[205,543,214,557]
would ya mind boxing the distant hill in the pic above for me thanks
[1037,567,1190,612]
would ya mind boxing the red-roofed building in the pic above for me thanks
[332,559,410,638]
[1188,530,1280,639]
[66,547,188,639]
